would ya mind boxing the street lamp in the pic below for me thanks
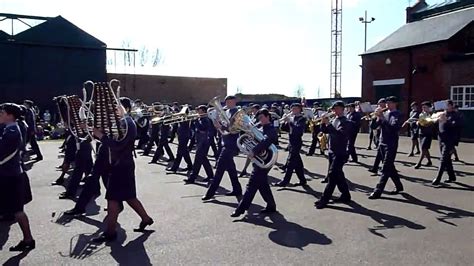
[359,10,375,52]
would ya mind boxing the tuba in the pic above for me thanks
[208,96,240,135]
[82,79,127,141]
[232,110,278,169]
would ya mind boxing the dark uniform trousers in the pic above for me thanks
[143,124,160,155]
[307,130,321,155]
[235,166,276,212]
[74,146,110,211]
[209,136,218,159]
[190,141,213,180]
[433,142,456,182]
[65,143,93,196]
[347,133,358,161]
[171,137,192,170]
[152,128,174,162]
[372,145,384,171]
[281,143,306,184]
[27,131,42,158]
[205,148,242,197]
[321,152,350,202]
[374,144,403,193]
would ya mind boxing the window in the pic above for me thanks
[451,85,474,109]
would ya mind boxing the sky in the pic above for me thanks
[1,0,449,99]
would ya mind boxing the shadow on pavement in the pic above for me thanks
[327,201,426,238]
[234,212,332,250]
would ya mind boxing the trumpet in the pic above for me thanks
[312,112,336,125]
[279,112,293,124]
[361,107,388,120]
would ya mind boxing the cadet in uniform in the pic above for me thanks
[0,103,35,251]
[368,98,387,174]
[167,108,193,173]
[407,101,421,157]
[275,103,307,187]
[202,95,242,201]
[231,109,277,217]
[346,103,362,163]
[414,101,434,169]
[432,100,459,185]
[184,105,214,184]
[315,101,351,209]
[369,96,404,199]
[150,120,175,163]
[23,100,43,161]
[92,97,153,242]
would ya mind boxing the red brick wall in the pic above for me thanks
[361,42,451,116]
[107,73,227,106]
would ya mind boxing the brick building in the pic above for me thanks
[107,73,227,106]
[361,0,474,139]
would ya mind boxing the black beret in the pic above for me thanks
[251,104,261,110]
[120,97,132,110]
[410,101,418,107]
[346,103,356,108]
[421,101,432,107]
[224,95,236,101]
[331,101,345,109]
[255,108,270,118]
[196,105,207,112]
[24,100,34,106]
[0,103,22,119]
[386,96,399,103]
[290,103,302,109]
[377,98,386,104]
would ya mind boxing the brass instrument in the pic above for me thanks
[312,112,336,125]
[82,79,127,141]
[361,107,389,120]
[317,132,328,151]
[53,95,69,125]
[417,111,445,126]
[208,96,240,135]
[232,110,278,169]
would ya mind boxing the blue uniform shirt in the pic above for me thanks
[321,116,350,155]
[0,122,23,176]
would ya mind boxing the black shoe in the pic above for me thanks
[386,189,403,195]
[415,151,420,155]
[368,192,381,199]
[92,232,117,243]
[320,178,328,184]
[51,179,64,186]
[432,180,441,186]
[315,200,328,209]
[225,191,241,197]
[230,210,244,217]
[425,161,433,167]
[202,195,213,201]
[9,240,35,252]
[306,153,313,156]
[134,218,154,232]
[238,171,248,177]
[184,166,193,171]
[366,147,372,150]
[149,160,157,164]
[183,178,195,184]
[202,177,211,183]
[64,208,85,216]
[260,208,277,214]
[273,182,288,187]
[166,158,175,162]
[414,164,421,169]
[332,197,351,203]
[166,168,177,173]
[444,179,455,183]
[408,153,414,157]
[368,168,378,174]
[59,192,73,200]
[294,182,308,186]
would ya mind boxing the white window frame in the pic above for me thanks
[450,85,474,110]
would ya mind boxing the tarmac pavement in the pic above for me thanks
[0,133,473,265]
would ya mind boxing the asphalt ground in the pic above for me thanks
[1,133,473,265]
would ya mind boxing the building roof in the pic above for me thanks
[12,16,105,49]
[363,6,474,55]
[0,30,9,41]
[412,0,474,21]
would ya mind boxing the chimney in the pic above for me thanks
[406,0,429,23]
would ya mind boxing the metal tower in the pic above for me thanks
[330,0,343,98]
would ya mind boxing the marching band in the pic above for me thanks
[0,78,467,251]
